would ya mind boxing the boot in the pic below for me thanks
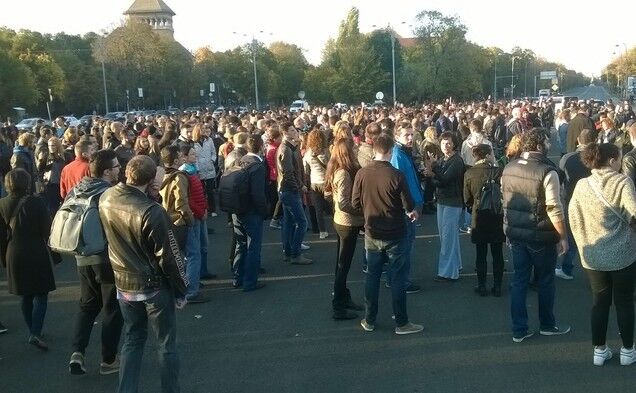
[474,285,488,297]
[491,284,502,297]
[332,308,358,320]
[344,291,364,311]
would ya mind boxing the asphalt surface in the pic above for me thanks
[1,153,635,393]
[562,85,619,102]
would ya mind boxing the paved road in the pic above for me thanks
[1,159,634,392]
[562,85,619,102]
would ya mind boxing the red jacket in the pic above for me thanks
[265,141,279,182]
[60,158,91,198]
[187,173,207,219]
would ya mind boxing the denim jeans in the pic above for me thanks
[510,241,557,335]
[198,218,213,276]
[20,294,48,336]
[559,208,578,276]
[279,191,307,258]
[437,204,463,279]
[558,123,569,155]
[364,236,409,327]
[386,214,416,287]
[185,219,203,299]
[118,288,179,393]
[232,212,264,290]
[73,263,123,363]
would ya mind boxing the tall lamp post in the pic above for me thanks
[372,21,410,107]
[94,34,109,113]
[233,31,272,111]
[511,56,520,100]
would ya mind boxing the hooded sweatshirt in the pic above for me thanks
[460,133,492,167]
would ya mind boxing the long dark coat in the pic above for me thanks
[0,194,55,295]
[463,161,506,244]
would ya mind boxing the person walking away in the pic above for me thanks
[0,168,55,350]
[60,140,95,199]
[303,127,330,239]
[463,144,505,296]
[556,109,571,156]
[557,128,598,280]
[99,155,188,393]
[568,142,636,366]
[352,134,422,335]
[501,128,571,343]
[567,103,594,153]
[67,149,124,375]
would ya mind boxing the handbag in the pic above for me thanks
[586,177,631,227]
[7,196,28,240]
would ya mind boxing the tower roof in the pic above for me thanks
[124,0,175,16]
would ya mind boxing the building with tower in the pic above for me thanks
[124,0,176,39]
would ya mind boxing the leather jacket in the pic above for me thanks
[99,183,187,297]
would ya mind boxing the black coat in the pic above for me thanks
[0,194,55,295]
[463,161,505,244]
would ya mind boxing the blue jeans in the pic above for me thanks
[185,219,203,299]
[510,241,557,335]
[279,191,307,258]
[118,288,179,393]
[20,294,48,336]
[437,204,463,279]
[364,236,409,327]
[558,123,569,155]
[386,215,416,286]
[232,212,264,290]
[559,209,578,276]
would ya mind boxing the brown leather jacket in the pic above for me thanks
[99,183,187,297]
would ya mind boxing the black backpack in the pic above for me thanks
[477,167,503,216]
[218,162,258,214]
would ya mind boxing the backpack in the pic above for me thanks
[218,162,258,214]
[477,167,503,216]
[49,184,109,256]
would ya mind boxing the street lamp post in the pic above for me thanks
[233,31,272,111]
[511,56,519,100]
[372,22,409,107]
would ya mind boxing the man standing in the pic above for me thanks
[99,155,187,393]
[277,122,312,265]
[502,128,571,343]
[557,128,598,280]
[566,103,594,153]
[506,107,524,142]
[352,134,423,335]
[232,135,268,291]
[68,150,123,376]
[389,122,422,294]
[60,140,95,199]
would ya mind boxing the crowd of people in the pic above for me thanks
[0,96,636,391]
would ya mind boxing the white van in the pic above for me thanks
[289,100,309,114]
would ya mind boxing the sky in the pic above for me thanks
[1,0,634,77]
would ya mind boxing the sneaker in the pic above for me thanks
[362,265,368,274]
[319,232,329,239]
[100,357,120,375]
[512,331,534,343]
[186,294,210,304]
[269,219,281,229]
[620,347,636,366]
[28,335,48,351]
[459,226,471,234]
[360,319,375,332]
[0,321,7,334]
[69,352,86,375]
[385,281,391,288]
[555,268,573,280]
[593,346,613,366]
[539,325,571,336]
[395,322,424,335]
[291,255,313,265]
[406,283,421,294]
[301,243,310,251]
[211,212,218,217]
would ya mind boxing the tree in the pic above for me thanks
[0,47,38,116]
[268,42,308,105]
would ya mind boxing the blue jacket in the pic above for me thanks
[390,144,423,205]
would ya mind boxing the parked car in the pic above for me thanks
[103,112,127,121]
[15,117,52,130]
[78,115,94,127]
[61,115,80,127]
[212,106,225,116]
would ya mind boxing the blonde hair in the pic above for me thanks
[18,132,36,147]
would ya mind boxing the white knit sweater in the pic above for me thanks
[568,167,636,271]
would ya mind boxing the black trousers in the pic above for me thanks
[333,223,361,310]
[201,178,216,213]
[475,242,504,288]
[72,263,123,363]
[267,181,281,220]
[585,262,636,348]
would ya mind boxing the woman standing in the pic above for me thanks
[192,123,218,217]
[0,169,55,350]
[303,127,330,239]
[556,109,571,156]
[569,142,636,366]
[424,131,465,281]
[324,138,363,320]
[463,144,505,296]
